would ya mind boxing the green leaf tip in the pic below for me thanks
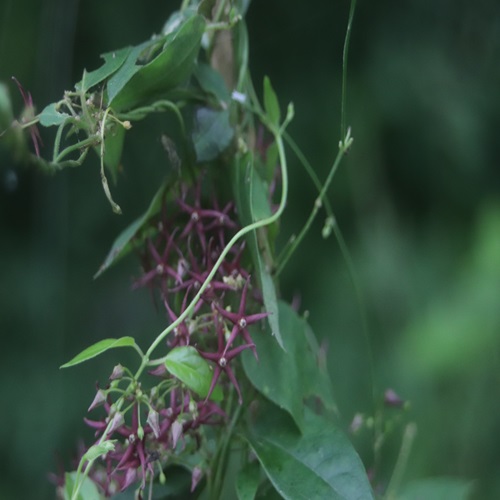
[263,76,281,128]
[60,337,137,368]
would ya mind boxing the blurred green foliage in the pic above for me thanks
[1,0,499,498]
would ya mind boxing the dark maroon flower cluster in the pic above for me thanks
[57,176,269,498]
[134,176,269,401]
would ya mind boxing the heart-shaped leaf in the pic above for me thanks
[243,301,336,430]
[245,404,374,500]
[165,346,223,401]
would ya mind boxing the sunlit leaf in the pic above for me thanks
[398,477,474,500]
[38,103,70,127]
[236,461,260,500]
[60,337,136,368]
[165,346,223,401]
[109,15,205,111]
[243,301,336,430]
[192,107,234,162]
[63,472,100,500]
[245,404,374,500]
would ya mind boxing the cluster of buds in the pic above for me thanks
[56,174,269,498]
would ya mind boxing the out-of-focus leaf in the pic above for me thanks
[236,461,260,500]
[83,440,116,462]
[109,15,205,111]
[192,107,234,162]
[77,47,132,93]
[263,76,280,128]
[399,204,500,377]
[243,301,336,430]
[194,63,231,103]
[232,152,283,348]
[0,83,14,130]
[38,103,70,127]
[60,337,136,368]
[94,180,167,278]
[63,472,100,500]
[398,477,474,500]
[165,346,223,401]
[244,403,374,500]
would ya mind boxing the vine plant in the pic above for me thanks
[0,0,386,499]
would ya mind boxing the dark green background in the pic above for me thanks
[1,0,500,498]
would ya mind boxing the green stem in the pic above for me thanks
[54,135,98,163]
[385,423,417,500]
[341,0,357,139]
[275,136,349,277]
[210,397,242,500]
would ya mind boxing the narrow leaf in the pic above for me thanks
[245,404,374,500]
[263,76,280,127]
[60,337,136,368]
[236,462,260,500]
[38,103,70,127]
[165,346,223,401]
[94,180,168,278]
[232,153,283,348]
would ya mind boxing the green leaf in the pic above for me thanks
[243,301,336,430]
[38,103,71,127]
[165,346,223,401]
[101,123,126,183]
[109,15,205,111]
[263,76,280,127]
[192,107,234,162]
[60,337,136,368]
[63,472,100,500]
[232,153,283,348]
[94,180,168,278]
[83,440,116,462]
[245,404,374,500]
[194,63,231,103]
[77,47,132,93]
[398,477,474,500]
[236,462,261,500]
[0,83,14,131]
